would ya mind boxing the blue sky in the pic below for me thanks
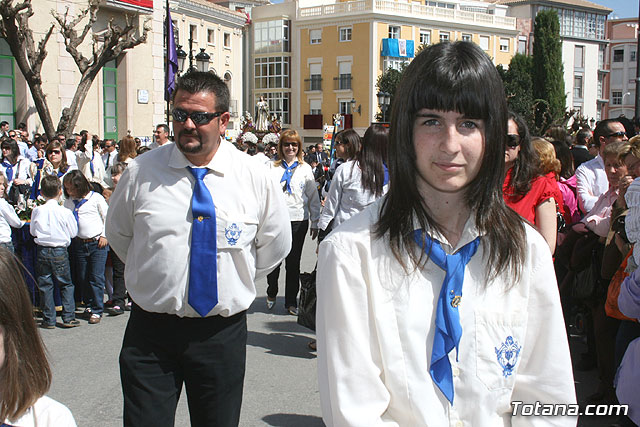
[596,0,638,19]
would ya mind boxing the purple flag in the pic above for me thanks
[165,7,178,101]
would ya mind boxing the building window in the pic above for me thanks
[339,27,352,42]
[612,91,622,105]
[310,99,321,115]
[254,56,290,90]
[439,31,449,42]
[499,38,509,52]
[388,26,400,39]
[310,29,321,44]
[255,92,290,124]
[383,57,408,71]
[189,24,198,42]
[479,35,489,51]
[613,49,624,62]
[573,75,583,99]
[632,50,637,62]
[223,33,231,48]
[308,63,322,91]
[207,29,215,45]
[336,61,352,90]
[599,45,605,69]
[420,29,431,45]
[254,20,291,54]
[461,34,472,42]
[339,100,352,115]
[574,45,584,69]
[103,59,118,140]
[0,39,15,128]
[597,74,604,99]
[518,36,527,54]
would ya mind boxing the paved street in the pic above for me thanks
[40,234,323,427]
[38,232,610,427]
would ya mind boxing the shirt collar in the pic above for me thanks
[413,211,483,255]
[168,137,230,176]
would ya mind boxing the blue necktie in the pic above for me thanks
[89,151,95,176]
[414,230,480,404]
[72,197,89,223]
[30,158,45,199]
[2,161,14,182]
[187,167,218,316]
[280,160,299,194]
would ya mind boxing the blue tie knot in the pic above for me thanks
[188,166,209,180]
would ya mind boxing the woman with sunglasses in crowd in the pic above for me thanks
[266,129,321,315]
[503,112,561,253]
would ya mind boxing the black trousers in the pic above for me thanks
[267,220,308,308]
[120,303,247,427]
[110,249,126,307]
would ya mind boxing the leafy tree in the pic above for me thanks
[502,54,535,130]
[0,0,150,139]
[375,66,406,122]
[532,9,565,132]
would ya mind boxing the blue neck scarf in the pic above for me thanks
[2,160,14,182]
[30,158,46,199]
[382,162,389,186]
[280,160,299,194]
[414,230,480,404]
[89,150,95,176]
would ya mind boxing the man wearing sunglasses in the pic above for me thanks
[576,118,628,215]
[106,71,291,427]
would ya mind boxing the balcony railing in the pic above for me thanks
[304,76,322,91]
[304,114,323,129]
[299,0,516,30]
[334,75,352,90]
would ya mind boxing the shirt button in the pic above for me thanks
[452,366,460,377]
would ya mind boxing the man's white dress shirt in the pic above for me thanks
[268,161,321,228]
[76,145,108,189]
[63,191,108,239]
[317,198,576,426]
[106,140,291,318]
[576,155,608,214]
[101,150,119,171]
[0,197,22,243]
[65,149,78,169]
[30,199,78,247]
[318,160,388,231]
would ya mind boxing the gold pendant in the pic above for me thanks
[451,295,461,308]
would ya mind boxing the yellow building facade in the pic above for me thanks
[253,0,519,143]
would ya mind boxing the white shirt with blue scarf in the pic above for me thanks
[317,197,576,426]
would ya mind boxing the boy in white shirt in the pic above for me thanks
[30,175,79,329]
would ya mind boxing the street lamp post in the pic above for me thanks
[176,39,210,74]
[377,91,391,123]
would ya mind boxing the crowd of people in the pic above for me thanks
[1,40,640,426]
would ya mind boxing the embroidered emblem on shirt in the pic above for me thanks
[495,336,521,378]
[299,182,305,191]
[225,223,242,246]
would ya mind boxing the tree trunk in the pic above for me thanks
[57,68,100,136]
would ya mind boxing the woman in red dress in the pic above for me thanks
[503,112,561,253]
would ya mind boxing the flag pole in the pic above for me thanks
[165,0,170,129]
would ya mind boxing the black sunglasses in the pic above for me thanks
[606,131,627,138]
[507,134,520,148]
[282,142,298,148]
[172,109,223,125]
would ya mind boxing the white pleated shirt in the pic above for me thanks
[317,198,576,427]
[106,140,291,318]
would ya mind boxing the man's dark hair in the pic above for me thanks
[65,138,76,150]
[62,170,91,199]
[172,72,230,113]
[17,122,26,131]
[375,41,525,283]
[256,143,265,153]
[0,121,8,128]
[156,124,170,134]
[40,175,62,199]
[576,128,592,146]
[594,119,623,144]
